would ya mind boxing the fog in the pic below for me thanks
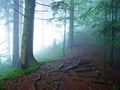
[34,0,67,53]
[0,1,120,89]
[0,0,120,73]
[0,0,65,63]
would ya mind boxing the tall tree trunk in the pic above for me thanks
[4,1,12,63]
[68,0,74,49]
[19,0,23,57]
[103,0,108,67]
[12,0,20,68]
[63,10,66,56]
[109,0,115,67]
[6,20,11,61]
[21,0,37,69]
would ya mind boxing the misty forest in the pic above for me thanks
[0,0,120,90]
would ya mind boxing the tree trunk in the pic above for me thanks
[68,0,74,49]
[109,0,115,67]
[19,0,23,58]
[12,0,20,68]
[21,0,37,69]
[63,10,66,56]
[103,0,108,67]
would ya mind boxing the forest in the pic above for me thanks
[0,0,120,90]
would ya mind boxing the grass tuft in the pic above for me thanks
[0,66,38,89]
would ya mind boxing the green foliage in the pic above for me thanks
[50,1,68,18]
[103,38,119,47]
[78,0,120,48]
[92,20,120,47]
[0,68,24,81]
[113,85,120,90]
[0,66,37,87]
[23,66,37,74]
[0,66,37,89]
[0,68,24,89]
[80,7,95,20]
[51,1,68,11]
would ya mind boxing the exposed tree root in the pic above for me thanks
[79,75,99,78]
[33,74,42,90]
[57,64,65,70]
[75,68,94,73]
[78,59,90,66]
[64,61,81,70]
[91,80,112,85]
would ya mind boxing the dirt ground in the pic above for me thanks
[4,42,120,90]
[3,32,120,90]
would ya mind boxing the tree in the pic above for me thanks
[12,0,20,68]
[84,0,120,67]
[0,0,13,64]
[19,0,24,58]
[21,0,38,69]
[95,0,120,67]
[0,0,13,62]
[108,0,120,66]
[68,0,74,49]
[51,1,68,55]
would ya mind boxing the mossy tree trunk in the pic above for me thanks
[21,0,37,69]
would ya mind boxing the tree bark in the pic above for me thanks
[21,0,37,69]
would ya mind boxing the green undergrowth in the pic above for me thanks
[0,66,38,89]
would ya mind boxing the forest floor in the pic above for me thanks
[4,40,120,90]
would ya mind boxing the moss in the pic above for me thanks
[23,66,37,74]
[1,68,24,81]
[0,66,38,89]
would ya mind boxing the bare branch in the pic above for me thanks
[36,2,51,7]
[14,8,25,17]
